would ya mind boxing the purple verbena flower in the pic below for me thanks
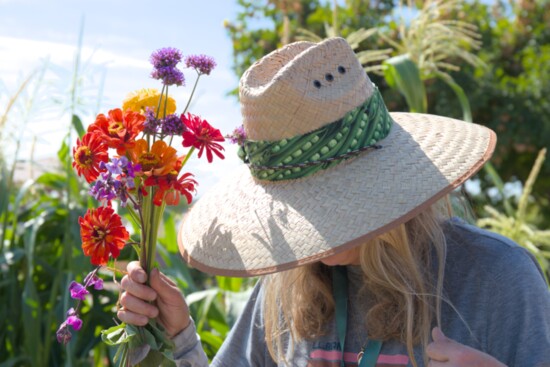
[151,66,185,86]
[105,157,127,175]
[89,174,118,202]
[125,162,141,182]
[90,157,140,206]
[150,47,182,69]
[161,113,185,136]
[144,107,161,134]
[69,281,89,300]
[226,125,247,145]
[185,54,216,75]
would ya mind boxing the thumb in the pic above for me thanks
[432,327,448,342]
[149,268,177,298]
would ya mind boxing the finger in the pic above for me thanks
[120,275,157,302]
[120,292,159,319]
[127,261,148,284]
[426,341,451,362]
[150,268,180,299]
[117,308,149,326]
[427,360,447,367]
[432,327,447,342]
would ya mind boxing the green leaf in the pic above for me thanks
[198,330,224,350]
[383,55,427,113]
[35,172,67,190]
[101,323,135,346]
[129,343,151,366]
[57,138,70,164]
[434,71,472,123]
[216,276,243,292]
[72,114,86,138]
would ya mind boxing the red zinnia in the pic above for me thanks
[88,109,145,155]
[181,113,225,163]
[144,158,197,206]
[72,132,108,183]
[79,206,130,265]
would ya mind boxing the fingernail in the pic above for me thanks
[138,271,146,283]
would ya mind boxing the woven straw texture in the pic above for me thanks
[178,112,496,277]
[240,38,373,141]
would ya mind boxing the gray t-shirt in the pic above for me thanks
[172,219,550,366]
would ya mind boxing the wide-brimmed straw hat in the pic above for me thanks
[178,37,496,277]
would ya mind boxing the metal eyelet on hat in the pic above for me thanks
[325,73,334,82]
[338,65,346,74]
[313,80,322,88]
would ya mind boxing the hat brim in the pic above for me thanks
[178,112,496,277]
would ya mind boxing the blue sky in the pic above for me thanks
[1,0,245,191]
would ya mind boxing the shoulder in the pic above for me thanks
[443,217,546,285]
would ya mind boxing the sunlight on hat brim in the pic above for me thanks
[178,112,496,277]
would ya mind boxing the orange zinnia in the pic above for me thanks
[144,157,197,206]
[72,132,108,183]
[128,139,179,177]
[79,206,129,265]
[88,109,145,155]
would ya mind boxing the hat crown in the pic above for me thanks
[239,38,374,141]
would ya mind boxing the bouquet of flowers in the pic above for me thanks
[56,47,224,366]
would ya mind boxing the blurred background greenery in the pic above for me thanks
[1,0,549,365]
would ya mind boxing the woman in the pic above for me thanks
[118,38,550,366]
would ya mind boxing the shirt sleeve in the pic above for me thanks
[211,280,277,367]
[171,318,210,367]
[487,246,550,367]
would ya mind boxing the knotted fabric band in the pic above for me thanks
[238,87,394,181]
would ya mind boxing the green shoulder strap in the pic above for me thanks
[332,266,382,367]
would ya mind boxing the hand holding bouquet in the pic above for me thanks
[57,47,224,366]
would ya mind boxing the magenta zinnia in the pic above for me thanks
[79,206,129,266]
[181,113,225,163]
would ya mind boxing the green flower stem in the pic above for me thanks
[180,147,195,168]
[140,187,166,278]
[140,188,152,273]
[182,72,201,115]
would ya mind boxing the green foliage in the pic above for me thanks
[477,148,550,284]
[383,55,427,113]
[431,0,550,206]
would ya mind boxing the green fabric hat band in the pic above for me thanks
[238,87,394,181]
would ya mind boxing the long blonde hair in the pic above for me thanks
[263,201,450,367]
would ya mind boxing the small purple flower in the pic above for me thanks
[66,315,83,331]
[84,272,104,290]
[90,158,140,206]
[105,157,127,175]
[226,125,247,145]
[56,324,72,345]
[161,114,185,136]
[90,174,118,202]
[150,47,182,69]
[185,54,216,75]
[125,162,141,182]
[151,66,185,86]
[144,107,161,134]
[69,281,89,300]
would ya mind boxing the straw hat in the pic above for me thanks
[178,37,496,277]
